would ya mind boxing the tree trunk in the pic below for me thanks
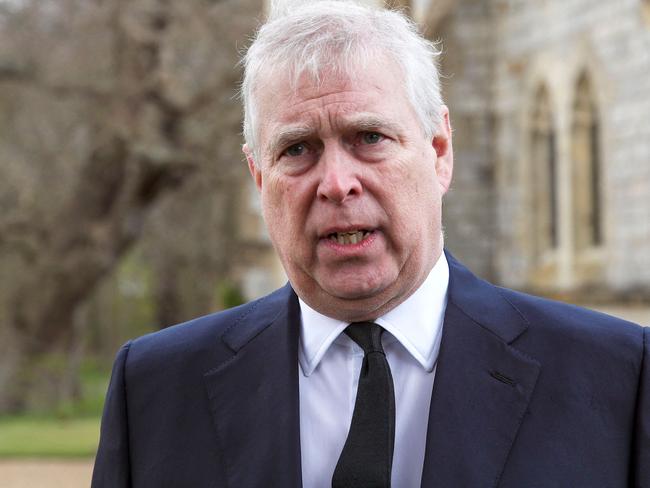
[0,327,28,413]
[155,260,184,328]
[0,0,262,414]
[0,336,83,414]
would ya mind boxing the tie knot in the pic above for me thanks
[345,322,385,355]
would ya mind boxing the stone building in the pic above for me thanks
[428,0,650,301]
[243,0,650,302]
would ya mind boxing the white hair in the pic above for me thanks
[241,0,443,162]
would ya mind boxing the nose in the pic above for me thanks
[316,145,362,204]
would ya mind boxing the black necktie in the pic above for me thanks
[332,322,395,488]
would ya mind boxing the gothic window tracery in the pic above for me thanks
[530,86,558,258]
[571,73,603,251]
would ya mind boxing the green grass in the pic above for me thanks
[0,416,100,458]
[0,359,109,458]
[52,363,110,419]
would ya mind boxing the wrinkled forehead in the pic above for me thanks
[260,38,388,86]
[252,52,407,113]
[252,58,419,164]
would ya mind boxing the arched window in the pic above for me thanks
[571,73,602,250]
[530,86,558,257]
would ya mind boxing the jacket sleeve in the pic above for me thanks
[92,342,133,488]
[634,327,649,488]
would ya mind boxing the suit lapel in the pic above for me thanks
[201,254,540,487]
[203,285,302,488]
[421,253,541,487]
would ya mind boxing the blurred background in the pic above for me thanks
[0,0,648,485]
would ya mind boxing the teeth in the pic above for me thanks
[330,230,370,245]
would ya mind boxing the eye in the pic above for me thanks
[284,143,307,157]
[361,132,383,145]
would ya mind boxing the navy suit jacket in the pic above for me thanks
[92,252,649,487]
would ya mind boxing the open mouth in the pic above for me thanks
[327,230,373,245]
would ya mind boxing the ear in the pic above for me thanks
[243,144,262,191]
[432,105,454,195]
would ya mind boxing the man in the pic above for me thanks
[92,1,649,487]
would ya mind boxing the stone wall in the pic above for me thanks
[491,0,650,297]
[429,0,499,280]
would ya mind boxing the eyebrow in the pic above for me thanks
[269,126,314,157]
[267,114,403,156]
[342,114,402,135]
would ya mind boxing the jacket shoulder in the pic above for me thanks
[445,250,643,353]
[498,286,644,362]
[123,284,293,373]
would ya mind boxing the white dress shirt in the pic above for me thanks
[298,253,449,488]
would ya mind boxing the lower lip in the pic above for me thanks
[319,231,378,253]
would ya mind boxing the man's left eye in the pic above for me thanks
[361,132,383,144]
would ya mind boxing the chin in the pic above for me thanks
[318,265,395,298]
[323,279,390,302]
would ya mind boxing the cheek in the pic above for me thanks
[261,174,310,232]
[380,156,435,207]
[406,152,440,204]
[261,168,295,207]
[383,159,440,238]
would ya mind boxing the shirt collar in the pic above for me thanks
[298,252,449,376]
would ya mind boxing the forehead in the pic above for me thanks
[254,58,413,137]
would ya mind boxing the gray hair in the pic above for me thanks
[241,0,443,162]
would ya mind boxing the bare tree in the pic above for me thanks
[0,0,261,412]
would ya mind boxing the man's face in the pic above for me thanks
[245,58,453,321]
